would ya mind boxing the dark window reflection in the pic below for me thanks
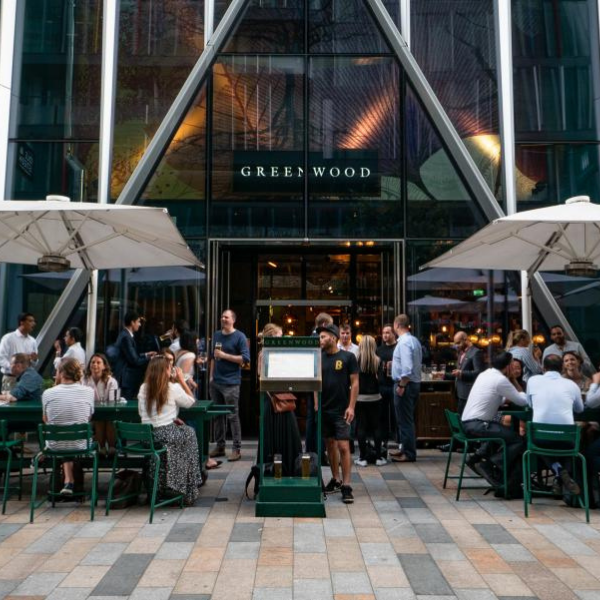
[515,143,600,207]
[309,0,392,54]
[513,0,598,140]
[223,0,304,53]
[17,0,102,140]
[308,57,402,237]
[211,56,304,236]
[405,87,486,238]
[8,141,98,202]
[113,0,204,200]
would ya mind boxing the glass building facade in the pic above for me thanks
[2,0,600,428]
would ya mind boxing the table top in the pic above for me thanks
[0,399,213,416]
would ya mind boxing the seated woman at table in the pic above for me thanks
[138,355,202,505]
[83,353,119,456]
[174,330,198,394]
[42,357,94,495]
[508,329,542,382]
[563,351,591,393]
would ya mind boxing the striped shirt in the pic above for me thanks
[508,346,542,382]
[42,383,94,450]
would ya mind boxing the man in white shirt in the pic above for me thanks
[338,325,359,357]
[0,313,38,384]
[53,327,86,370]
[462,352,527,488]
[527,354,584,495]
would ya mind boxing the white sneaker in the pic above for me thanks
[354,458,367,467]
[375,458,387,466]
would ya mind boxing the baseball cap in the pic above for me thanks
[316,323,340,339]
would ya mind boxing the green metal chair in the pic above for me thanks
[443,409,508,500]
[30,423,98,523]
[106,421,183,524]
[0,419,24,514]
[522,421,589,522]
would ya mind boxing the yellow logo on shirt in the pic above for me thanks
[335,360,343,371]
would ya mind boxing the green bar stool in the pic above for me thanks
[443,409,508,500]
[30,423,98,523]
[0,420,24,514]
[522,421,589,523]
[106,421,183,524]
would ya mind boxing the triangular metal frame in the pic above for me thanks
[37,0,578,359]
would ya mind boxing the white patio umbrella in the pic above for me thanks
[422,195,600,333]
[0,196,201,356]
[408,295,469,309]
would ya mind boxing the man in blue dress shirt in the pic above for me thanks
[390,314,422,463]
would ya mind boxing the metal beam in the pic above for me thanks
[35,0,250,364]
[365,0,582,346]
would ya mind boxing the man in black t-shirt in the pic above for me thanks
[376,324,397,450]
[318,324,359,504]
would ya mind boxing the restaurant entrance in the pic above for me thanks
[208,241,400,434]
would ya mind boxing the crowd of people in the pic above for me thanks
[0,308,599,511]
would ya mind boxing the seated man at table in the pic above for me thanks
[527,354,584,496]
[461,351,528,490]
[0,353,43,403]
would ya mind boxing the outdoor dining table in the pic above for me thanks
[0,398,216,466]
[501,406,600,427]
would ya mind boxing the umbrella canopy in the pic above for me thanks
[423,196,600,278]
[408,295,469,309]
[0,197,200,271]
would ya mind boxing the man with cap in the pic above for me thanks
[318,323,359,503]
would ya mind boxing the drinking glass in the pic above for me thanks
[198,351,207,371]
[215,342,222,360]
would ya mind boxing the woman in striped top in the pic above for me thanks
[83,353,119,456]
[42,357,94,495]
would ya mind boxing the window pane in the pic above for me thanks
[223,0,304,53]
[112,0,204,199]
[211,56,304,237]
[8,141,99,202]
[16,0,102,140]
[308,56,402,237]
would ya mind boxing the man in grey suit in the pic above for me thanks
[447,331,484,415]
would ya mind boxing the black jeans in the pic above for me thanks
[356,401,383,460]
[462,419,525,471]
[394,382,419,461]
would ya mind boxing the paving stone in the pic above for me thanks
[192,497,216,507]
[74,522,116,538]
[177,508,211,523]
[426,543,466,561]
[474,524,518,545]
[0,581,20,600]
[12,572,66,595]
[45,588,94,600]
[491,544,536,563]
[398,554,453,596]
[360,542,399,566]
[165,523,202,543]
[404,508,439,524]
[397,497,426,509]
[455,590,498,600]
[156,542,194,560]
[534,525,596,556]
[575,593,600,600]
[374,501,403,514]
[91,553,154,596]
[323,519,355,538]
[381,472,406,481]
[294,523,326,553]
[332,571,373,594]
[0,525,23,543]
[292,578,333,600]
[225,541,260,559]
[81,543,128,566]
[170,596,211,600]
[230,523,263,542]
[252,587,292,600]
[414,523,453,544]
[375,589,416,600]
[24,524,81,553]
[129,587,173,600]
[415,596,457,600]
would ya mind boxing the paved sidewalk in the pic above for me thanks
[0,446,598,600]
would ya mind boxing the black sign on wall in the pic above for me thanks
[233,150,380,195]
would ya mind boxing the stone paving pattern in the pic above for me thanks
[0,445,599,600]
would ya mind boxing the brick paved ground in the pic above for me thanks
[0,445,599,600]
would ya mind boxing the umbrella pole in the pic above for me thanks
[86,270,99,357]
[521,271,532,333]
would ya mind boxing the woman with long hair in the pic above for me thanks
[174,329,198,393]
[563,351,591,393]
[83,353,119,455]
[355,335,386,467]
[138,355,202,505]
[508,329,542,382]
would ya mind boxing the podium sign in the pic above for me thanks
[259,337,322,393]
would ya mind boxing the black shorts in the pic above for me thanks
[322,412,351,440]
